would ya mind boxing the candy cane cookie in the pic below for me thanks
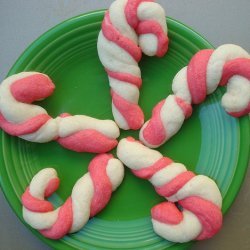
[22,154,124,239]
[97,0,169,130]
[140,44,250,148]
[117,137,222,242]
[0,72,120,153]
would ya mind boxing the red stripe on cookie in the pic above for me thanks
[151,201,183,225]
[179,196,222,240]
[155,171,195,197]
[89,154,113,217]
[175,96,193,118]
[111,91,144,130]
[0,113,51,136]
[187,49,214,104]
[132,157,173,179]
[44,178,60,198]
[10,73,55,103]
[40,197,73,239]
[141,99,166,146]
[22,187,54,213]
[106,69,142,88]
[57,129,118,153]
[137,20,169,57]
[219,58,250,86]
[102,12,142,62]
[125,0,154,29]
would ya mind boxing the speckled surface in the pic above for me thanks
[0,1,249,249]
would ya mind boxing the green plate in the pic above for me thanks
[0,10,249,250]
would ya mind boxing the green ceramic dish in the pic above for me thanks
[0,10,249,250]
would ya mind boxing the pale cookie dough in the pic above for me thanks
[22,154,124,239]
[97,0,169,130]
[117,137,223,243]
[140,44,250,148]
[0,72,120,153]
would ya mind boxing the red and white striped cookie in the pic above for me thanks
[140,44,250,148]
[117,137,222,243]
[97,0,169,130]
[0,72,120,153]
[22,154,124,239]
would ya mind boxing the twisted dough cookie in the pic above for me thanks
[140,44,250,147]
[22,154,124,239]
[0,72,120,153]
[117,137,222,243]
[97,0,169,130]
